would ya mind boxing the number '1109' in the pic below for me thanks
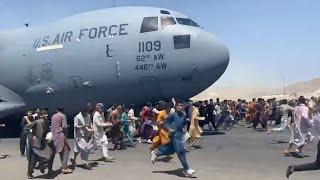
[138,41,161,52]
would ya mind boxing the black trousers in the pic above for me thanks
[27,149,37,176]
[199,119,206,129]
[216,114,225,128]
[293,139,320,172]
[186,120,190,131]
[111,126,123,148]
[207,116,217,130]
[274,112,282,125]
[20,131,27,155]
[27,143,55,176]
[252,114,267,129]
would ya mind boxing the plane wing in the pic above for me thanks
[0,84,26,118]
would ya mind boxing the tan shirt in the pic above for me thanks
[93,111,109,136]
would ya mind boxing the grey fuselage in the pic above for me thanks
[0,7,229,116]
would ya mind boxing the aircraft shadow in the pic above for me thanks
[152,168,197,178]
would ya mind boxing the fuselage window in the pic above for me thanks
[140,17,158,33]
[176,18,200,28]
[161,16,176,29]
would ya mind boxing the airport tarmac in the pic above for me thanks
[0,127,318,180]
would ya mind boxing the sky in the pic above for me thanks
[0,0,319,88]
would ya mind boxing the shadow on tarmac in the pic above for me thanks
[153,168,197,178]
[156,155,175,163]
[268,140,289,144]
[33,162,100,179]
[189,145,203,150]
[202,131,225,136]
[0,154,9,159]
[91,157,116,162]
[76,162,99,170]
[254,128,267,132]
[289,152,311,159]
[32,169,61,179]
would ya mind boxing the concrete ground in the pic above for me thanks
[0,126,319,180]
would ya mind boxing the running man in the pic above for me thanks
[151,101,196,177]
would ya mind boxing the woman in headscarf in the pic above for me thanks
[189,101,205,148]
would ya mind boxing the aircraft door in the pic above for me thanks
[104,42,121,81]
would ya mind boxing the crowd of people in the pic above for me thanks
[15,95,320,179]
[0,123,6,159]
[19,99,203,179]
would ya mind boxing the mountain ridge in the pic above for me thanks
[192,77,320,100]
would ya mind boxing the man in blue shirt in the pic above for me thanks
[151,101,196,177]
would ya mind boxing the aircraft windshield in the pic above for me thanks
[176,18,200,28]
[140,17,158,33]
[161,16,176,29]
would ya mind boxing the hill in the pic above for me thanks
[192,77,320,100]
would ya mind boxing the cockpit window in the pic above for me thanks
[140,17,158,33]
[176,18,200,28]
[161,17,176,29]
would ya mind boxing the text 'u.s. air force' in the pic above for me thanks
[33,24,128,48]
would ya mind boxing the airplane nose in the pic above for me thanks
[216,42,229,69]
[195,32,230,75]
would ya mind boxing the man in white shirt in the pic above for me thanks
[70,103,94,170]
[92,103,115,162]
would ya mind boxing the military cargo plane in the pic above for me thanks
[0,6,229,118]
